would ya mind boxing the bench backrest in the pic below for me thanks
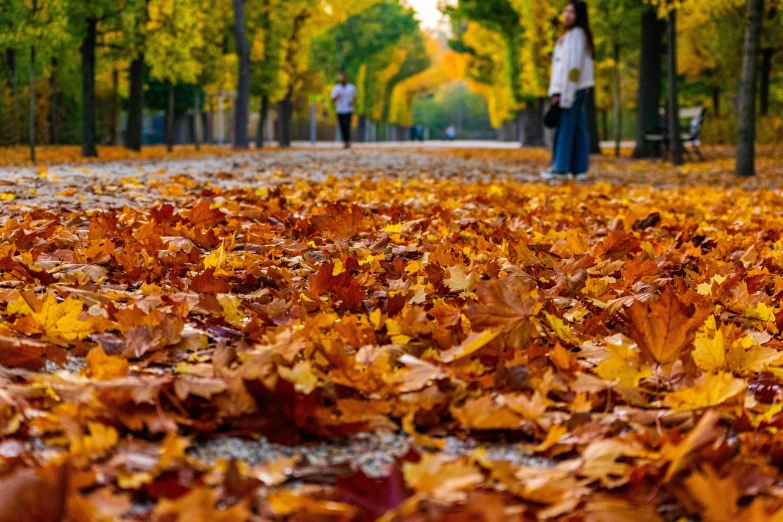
[680,107,705,140]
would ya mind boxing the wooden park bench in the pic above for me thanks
[644,107,706,161]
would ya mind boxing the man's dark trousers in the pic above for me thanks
[338,113,352,148]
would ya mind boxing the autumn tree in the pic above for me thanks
[0,0,67,162]
[145,0,212,152]
[736,0,765,176]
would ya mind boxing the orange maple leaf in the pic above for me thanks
[627,285,711,366]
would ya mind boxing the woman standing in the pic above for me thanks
[541,0,595,180]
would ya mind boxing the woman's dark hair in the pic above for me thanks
[571,0,595,57]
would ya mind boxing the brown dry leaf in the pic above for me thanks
[662,410,720,482]
[465,277,542,350]
[151,487,250,522]
[0,465,67,522]
[627,285,711,366]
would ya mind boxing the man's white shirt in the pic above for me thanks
[331,83,357,114]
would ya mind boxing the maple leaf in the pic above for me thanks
[85,346,129,380]
[450,395,524,429]
[584,494,663,522]
[664,372,746,411]
[683,466,740,522]
[0,335,67,370]
[437,328,500,363]
[403,454,484,503]
[465,277,542,350]
[10,293,92,346]
[692,316,726,373]
[311,202,367,239]
[593,334,652,387]
[191,268,231,294]
[151,487,251,522]
[627,285,711,366]
[187,199,226,228]
[444,264,479,294]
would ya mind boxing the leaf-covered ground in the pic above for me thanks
[3,148,783,521]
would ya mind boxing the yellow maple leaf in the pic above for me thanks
[217,294,246,327]
[12,294,92,345]
[664,372,746,411]
[203,242,227,271]
[545,313,581,345]
[744,302,776,323]
[332,259,346,276]
[726,341,781,375]
[444,265,479,294]
[692,316,726,373]
[278,362,320,394]
[438,328,500,363]
[403,454,484,503]
[593,335,652,387]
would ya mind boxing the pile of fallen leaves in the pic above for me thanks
[3,158,783,521]
[0,145,252,168]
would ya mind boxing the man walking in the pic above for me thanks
[331,72,357,149]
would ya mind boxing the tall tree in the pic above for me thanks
[126,0,149,152]
[633,6,664,159]
[233,0,250,148]
[665,2,683,165]
[736,0,765,177]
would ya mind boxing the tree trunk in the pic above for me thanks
[633,7,664,159]
[256,95,268,148]
[736,0,765,177]
[193,84,200,151]
[712,85,721,117]
[759,47,773,116]
[666,6,683,165]
[49,57,58,145]
[126,56,145,151]
[7,48,19,144]
[107,68,119,145]
[357,115,367,143]
[233,0,250,149]
[29,45,35,164]
[520,100,545,147]
[614,41,622,158]
[587,87,601,154]
[81,17,98,157]
[166,82,175,152]
[278,98,292,147]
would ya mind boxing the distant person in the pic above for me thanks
[445,125,456,141]
[541,0,595,180]
[331,72,357,149]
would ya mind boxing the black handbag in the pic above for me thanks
[544,103,561,129]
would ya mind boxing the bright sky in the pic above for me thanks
[407,0,451,30]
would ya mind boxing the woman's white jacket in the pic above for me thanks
[548,27,595,109]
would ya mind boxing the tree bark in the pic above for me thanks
[587,87,601,154]
[520,100,545,147]
[736,0,765,177]
[633,7,664,159]
[256,95,268,148]
[126,56,145,151]
[166,82,175,152]
[233,0,250,149]
[193,84,201,151]
[29,45,35,164]
[107,68,119,145]
[278,98,292,147]
[666,6,683,165]
[614,41,622,158]
[357,115,367,143]
[759,47,773,116]
[81,17,98,157]
[49,57,58,145]
[7,49,19,144]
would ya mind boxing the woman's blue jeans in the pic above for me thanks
[551,89,590,174]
